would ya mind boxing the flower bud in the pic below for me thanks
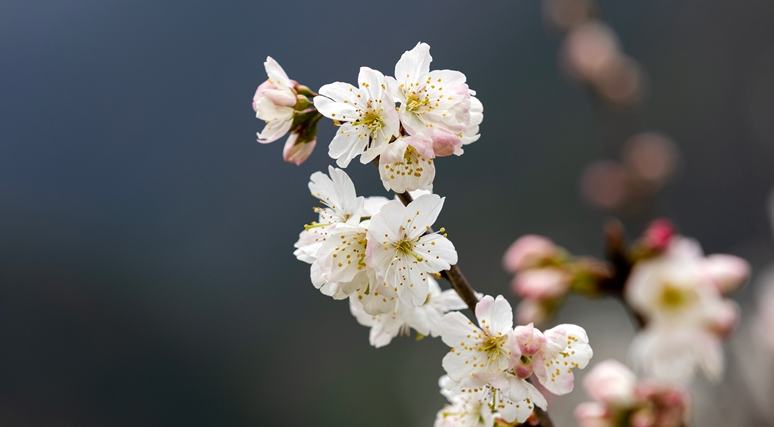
[512,268,571,299]
[282,133,316,166]
[703,254,749,294]
[503,235,558,272]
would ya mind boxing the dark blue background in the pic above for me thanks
[2,0,773,425]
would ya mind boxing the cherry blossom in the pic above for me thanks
[253,56,297,143]
[314,67,399,167]
[366,194,458,304]
[378,135,436,193]
[386,42,475,156]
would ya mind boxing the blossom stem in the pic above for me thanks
[601,220,646,328]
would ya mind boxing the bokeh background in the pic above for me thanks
[3,0,774,426]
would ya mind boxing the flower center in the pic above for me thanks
[394,238,415,255]
[658,283,693,310]
[360,109,384,132]
[478,334,507,362]
[405,91,430,113]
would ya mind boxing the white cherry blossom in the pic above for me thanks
[314,67,399,167]
[253,57,297,143]
[378,135,436,193]
[366,194,457,304]
[387,42,473,156]
[349,277,466,347]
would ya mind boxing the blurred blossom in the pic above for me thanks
[580,160,630,209]
[625,236,744,382]
[516,298,550,325]
[576,359,690,427]
[595,56,644,106]
[623,133,678,186]
[502,234,559,272]
[562,22,621,83]
[542,0,594,31]
[641,219,676,253]
[512,267,572,299]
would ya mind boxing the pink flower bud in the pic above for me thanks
[643,219,675,252]
[503,235,558,272]
[707,300,739,338]
[254,80,297,109]
[574,402,612,427]
[583,359,637,405]
[512,268,571,300]
[703,254,749,294]
[430,128,463,157]
[282,133,316,166]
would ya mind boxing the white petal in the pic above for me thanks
[328,125,368,168]
[395,42,432,84]
[415,233,457,272]
[535,324,593,395]
[405,193,444,240]
[256,115,293,144]
[313,92,359,122]
[474,295,514,336]
[358,66,387,101]
[264,56,291,88]
[366,198,407,246]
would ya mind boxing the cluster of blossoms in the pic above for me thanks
[293,167,461,347]
[624,223,749,383]
[253,42,483,194]
[575,359,690,427]
[435,295,593,425]
[503,235,609,324]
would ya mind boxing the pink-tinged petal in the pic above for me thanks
[511,323,546,356]
[404,134,436,159]
[430,128,463,157]
[707,300,739,338]
[475,295,514,335]
[536,324,592,395]
[502,235,558,272]
[703,254,749,294]
[282,134,316,165]
[583,359,636,405]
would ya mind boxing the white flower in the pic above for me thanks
[310,223,370,300]
[293,166,366,263]
[349,277,466,347]
[439,295,592,423]
[387,42,474,156]
[625,237,741,382]
[440,295,514,383]
[366,194,458,304]
[378,135,436,193]
[314,67,399,167]
[253,57,297,143]
[435,376,494,427]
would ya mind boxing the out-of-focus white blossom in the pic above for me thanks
[575,359,690,427]
[625,237,747,382]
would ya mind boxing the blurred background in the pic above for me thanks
[2,0,774,425]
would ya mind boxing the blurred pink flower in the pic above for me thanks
[703,254,750,294]
[503,235,558,272]
[512,267,571,299]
